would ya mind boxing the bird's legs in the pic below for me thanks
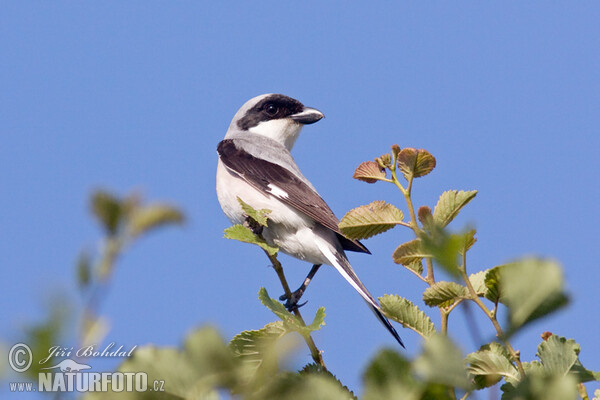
[280,264,322,311]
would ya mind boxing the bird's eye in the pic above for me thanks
[264,103,279,116]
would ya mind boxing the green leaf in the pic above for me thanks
[422,281,468,307]
[237,197,271,227]
[258,288,325,336]
[432,190,477,228]
[537,335,600,382]
[91,190,126,235]
[569,359,600,383]
[405,259,424,275]
[128,204,184,237]
[363,349,422,400]
[392,239,429,266]
[339,201,404,240]
[458,229,477,255]
[484,266,502,302]
[259,373,358,400]
[499,258,569,334]
[413,335,471,390]
[229,321,288,378]
[224,224,279,256]
[500,373,578,400]
[397,148,437,179]
[305,307,326,332]
[466,342,519,389]
[538,335,579,377]
[76,250,92,290]
[468,270,489,297]
[87,327,241,400]
[379,295,435,338]
[299,364,357,399]
[353,161,387,183]
[419,230,463,276]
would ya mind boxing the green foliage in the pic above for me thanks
[258,288,325,337]
[499,259,569,334]
[224,224,279,255]
[18,138,597,400]
[379,295,436,338]
[432,190,477,228]
[413,335,471,390]
[396,148,437,179]
[237,197,271,227]
[466,342,519,389]
[223,198,279,255]
[339,200,404,240]
[422,281,468,307]
[392,239,429,267]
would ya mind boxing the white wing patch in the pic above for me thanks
[267,183,289,199]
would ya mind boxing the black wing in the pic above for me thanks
[217,139,369,254]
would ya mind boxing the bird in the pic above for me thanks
[216,93,404,347]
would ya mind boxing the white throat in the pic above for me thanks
[248,119,303,151]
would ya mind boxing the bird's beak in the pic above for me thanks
[290,107,324,125]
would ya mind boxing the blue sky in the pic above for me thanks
[1,2,598,397]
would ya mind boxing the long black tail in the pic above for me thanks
[329,252,405,348]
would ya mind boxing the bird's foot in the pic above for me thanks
[279,290,307,312]
[243,216,263,235]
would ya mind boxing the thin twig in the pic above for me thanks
[459,252,526,377]
[264,251,327,370]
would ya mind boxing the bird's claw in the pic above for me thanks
[280,290,307,311]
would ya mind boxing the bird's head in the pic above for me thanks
[227,94,324,151]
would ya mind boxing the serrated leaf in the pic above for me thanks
[258,288,325,336]
[499,259,569,334]
[397,148,436,180]
[224,224,278,255]
[432,190,477,228]
[422,281,468,308]
[339,201,404,240]
[300,363,357,399]
[353,161,387,183]
[107,327,239,399]
[305,307,326,332]
[484,266,502,302]
[128,204,184,237]
[405,259,424,275]
[468,270,489,297]
[458,229,477,255]
[229,321,288,376]
[537,335,580,378]
[500,373,578,400]
[379,295,435,338]
[466,342,519,389]
[392,239,429,266]
[413,335,471,390]
[237,197,271,227]
[537,334,600,382]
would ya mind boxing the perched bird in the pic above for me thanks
[216,94,404,347]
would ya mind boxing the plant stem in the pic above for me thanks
[265,251,327,370]
[440,309,449,335]
[459,253,526,377]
